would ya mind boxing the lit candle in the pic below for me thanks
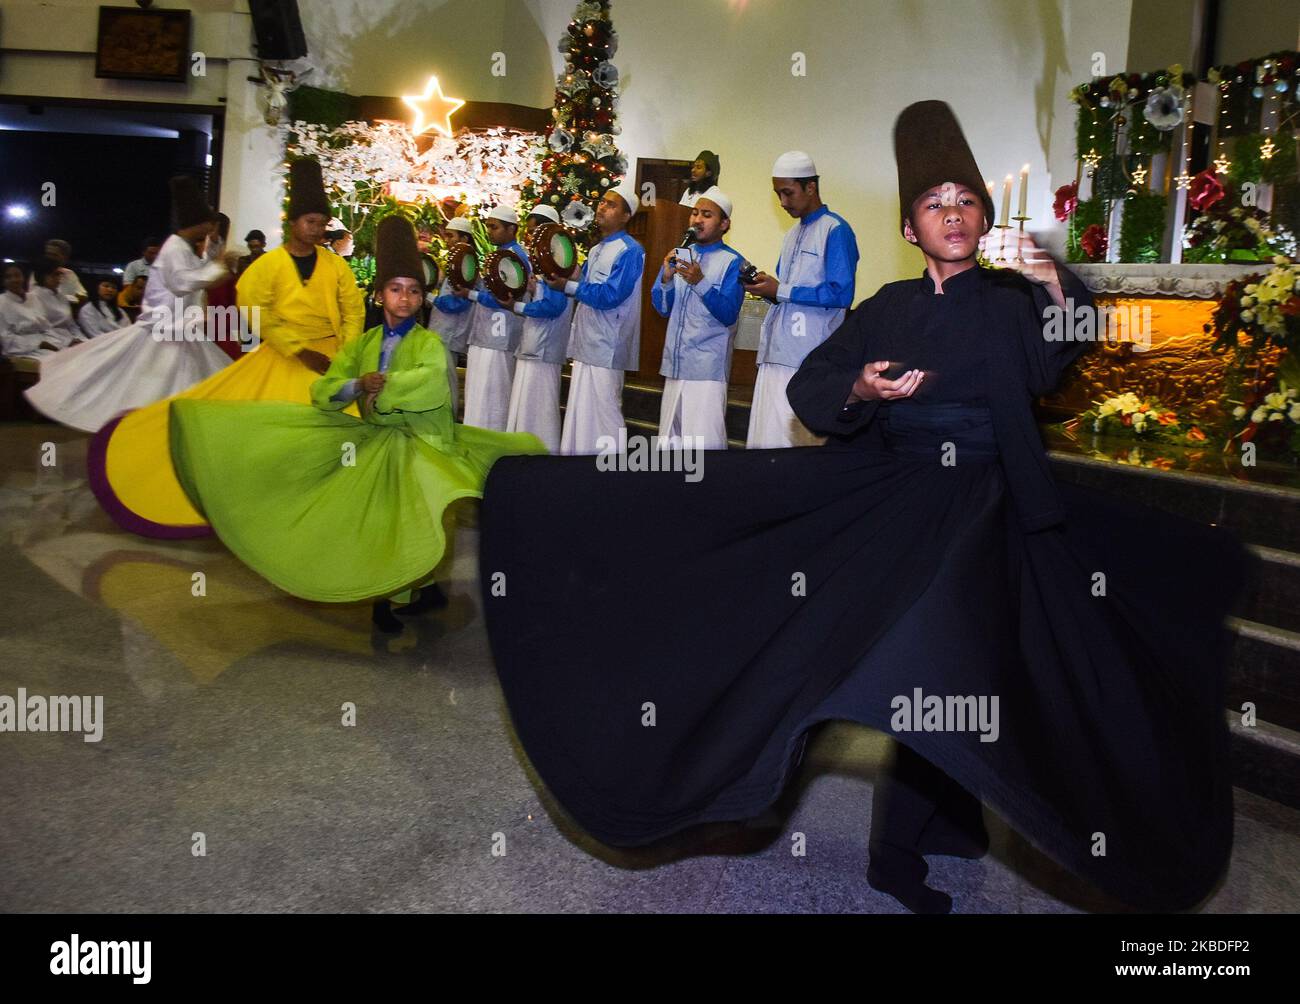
[1017,163,1030,218]
[1000,175,1013,225]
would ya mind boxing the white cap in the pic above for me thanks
[771,150,817,179]
[612,178,640,216]
[445,217,474,234]
[486,204,519,225]
[696,186,733,218]
[526,204,561,225]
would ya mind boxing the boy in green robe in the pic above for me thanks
[170,217,546,632]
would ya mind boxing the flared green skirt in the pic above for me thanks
[170,399,546,602]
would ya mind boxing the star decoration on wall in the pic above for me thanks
[403,76,466,138]
[1213,154,1231,174]
[1132,166,1148,186]
[1260,137,1277,161]
[1175,172,1192,190]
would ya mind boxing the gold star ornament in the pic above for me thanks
[403,76,465,138]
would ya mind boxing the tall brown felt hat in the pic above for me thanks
[374,215,426,291]
[170,175,215,230]
[894,100,996,235]
[287,157,331,220]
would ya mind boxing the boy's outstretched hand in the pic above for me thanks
[360,372,386,395]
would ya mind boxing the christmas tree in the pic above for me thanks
[521,0,626,242]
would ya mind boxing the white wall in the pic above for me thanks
[522,0,1132,294]
[2,0,1131,289]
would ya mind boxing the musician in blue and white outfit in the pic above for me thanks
[544,178,645,456]
[438,205,528,431]
[505,204,574,452]
[742,150,859,449]
[427,216,476,416]
[652,186,744,450]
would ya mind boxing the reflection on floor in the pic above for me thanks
[2,421,1297,913]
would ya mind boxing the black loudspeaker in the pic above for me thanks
[248,0,308,61]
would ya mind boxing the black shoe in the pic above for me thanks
[867,847,953,915]
[372,600,404,634]
[393,583,449,616]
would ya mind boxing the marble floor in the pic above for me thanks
[2,421,1297,914]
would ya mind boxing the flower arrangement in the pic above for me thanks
[1053,182,1078,222]
[1080,223,1109,261]
[1206,258,1300,354]
[1077,391,1203,442]
[1184,204,1297,263]
[1227,382,1300,456]
[1206,257,1300,459]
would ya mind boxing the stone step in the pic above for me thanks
[1229,709,1300,810]
[1047,451,1300,555]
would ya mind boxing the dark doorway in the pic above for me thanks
[0,99,223,278]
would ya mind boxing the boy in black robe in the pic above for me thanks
[788,102,1098,913]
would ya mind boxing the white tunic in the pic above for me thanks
[29,286,84,347]
[462,343,515,431]
[745,362,826,449]
[659,377,729,450]
[25,234,230,432]
[506,357,562,453]
[560,359,625,456]
[0,291,59,359]
[77,300,127,339]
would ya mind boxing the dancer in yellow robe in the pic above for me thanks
[89,157,366,538]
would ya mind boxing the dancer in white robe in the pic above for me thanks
[25,176,231,432]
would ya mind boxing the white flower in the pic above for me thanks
[1241,296,1255,307]
[1269,412,1284,421]
[1233,406,1247,419]
[1251,406,1268,423]
[1241,309,1255,322]
[1289,402,1300,422]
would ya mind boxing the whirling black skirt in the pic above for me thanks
[479,403,1249,910]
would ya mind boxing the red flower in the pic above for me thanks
[1053,182,1079,222]
[1080,223,1108,261]
[1188,169,1225,212]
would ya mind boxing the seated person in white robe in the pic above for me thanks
[77,279,129,338]
[0,262,66,361]
[29,257,86,348]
